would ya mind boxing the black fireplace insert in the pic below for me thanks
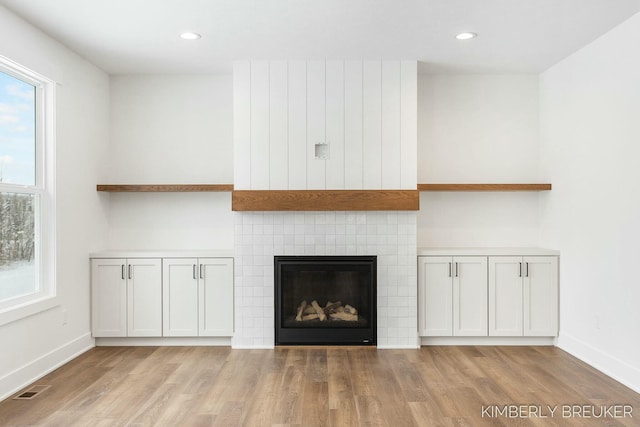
[274,255,376,345]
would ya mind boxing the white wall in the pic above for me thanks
[417,74,542,247]
[0,6,110,399]
[539,12,640,392]
[107,75,234,250]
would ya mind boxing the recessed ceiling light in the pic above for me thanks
[180,32,202,40]
[456,32,477,40]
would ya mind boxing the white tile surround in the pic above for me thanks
[233,211,419,348]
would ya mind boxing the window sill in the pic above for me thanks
[0,295,59,327]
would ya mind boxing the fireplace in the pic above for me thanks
[274,255,377,345]
[233,211,417,348]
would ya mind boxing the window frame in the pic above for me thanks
[0,55,57,325]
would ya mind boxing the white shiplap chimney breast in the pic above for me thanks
[232,60,419,349]
[233,60,417,190]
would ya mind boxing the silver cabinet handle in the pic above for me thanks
[519,262,522,277]
[448,262,452,277]
[526,262,529,277]
[455,262,459,278]
[121,265,125,280]
[128,264,132,280]
[193,264,197,280]
[200,264,204,280]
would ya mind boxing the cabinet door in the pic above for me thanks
[453,257,488,336]
[489,257,523,336]
[163,258,199,336]
[418,256,453,336]
[199,258,234,336]
[91,258,127,337]
[127,259,162,337]
[524,256,558,336]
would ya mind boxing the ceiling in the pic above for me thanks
[1,0,639,75]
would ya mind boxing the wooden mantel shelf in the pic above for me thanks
[232,190,420,211]
[97,184,234,192]
[418,183,552,192]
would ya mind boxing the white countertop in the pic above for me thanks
[91,247,559,258]
[90,249,234,258]
[417,247,560,256]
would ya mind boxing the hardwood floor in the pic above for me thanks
[0,346,638,426]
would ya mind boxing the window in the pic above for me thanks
[0,56,55,323]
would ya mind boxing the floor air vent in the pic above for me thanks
[13,385,50,400]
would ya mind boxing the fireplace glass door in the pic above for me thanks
[274,256,376,345]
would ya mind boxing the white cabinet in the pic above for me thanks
[418,248,559,341]
[162,258,199,336]
[487,257,522,336]
[198,258,234,336]
[488,256,558,337]
[418,256,488,336]
[91,259,127,337]
[91,258,162,337]
[92,253,234,340]
[163,257,234,337]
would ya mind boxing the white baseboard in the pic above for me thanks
[95,337,232,346]
[0,332,94,402]
[377,344,421,349]
[232,345,275,349]
[557,333,640,394]
[420,336,556,346]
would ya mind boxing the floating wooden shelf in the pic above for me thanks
[96,184,234,192]
[96,183,549,204]
[232,190,420,211]
[417,183,552,192]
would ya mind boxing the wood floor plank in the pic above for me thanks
[354,395,387,426]
[407,402,455,427]
[364,350,419,427]
[194,350,257,417]
[328,349,354,410]
[212,400,246,427]
[241,371,280,426]
[1,346,639,427]
[474,347,556,400]
[384,350,430,402]
[346,349,377,397]
[270,364,305,425]
[329,404,359,427]
[300,379,329,427]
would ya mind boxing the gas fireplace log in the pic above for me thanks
[323,300,342,315]
[330,312,358,321]
[311,300,327,321]
[344,304,358,315]
[295,300,358,321]
[295,300,308,321]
